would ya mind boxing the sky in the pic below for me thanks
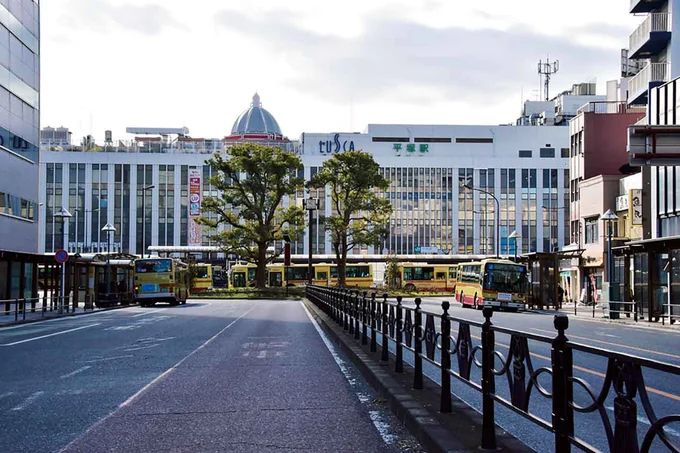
[40,0,642,143]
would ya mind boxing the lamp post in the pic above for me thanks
[463,184,500,258]
[53,207,72,314]
[141,185,155,258]
[305,196,319,285]
[508,230,521,262]
[102,223,116,300]
[601,209,619,320]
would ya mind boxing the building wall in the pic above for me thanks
[579,175,622,261]
[0,0,40,253]
[40,123,571,257]
[582,113,646,179]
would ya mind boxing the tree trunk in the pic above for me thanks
[338,236,348,287]
[256,244,268,289]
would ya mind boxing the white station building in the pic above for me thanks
[39,93,570,258]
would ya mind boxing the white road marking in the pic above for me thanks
[0,324,101,346]
[606,406,680,437]
[117,306,255,408]
[300,301,395,446]
[123,344,160,352]
[81,355,134,363]
[595,332,620,338]
[59,366,91,379]
[58,304,256,453]
[257,350,267,359]
[0,391,15,400]
[10,391,44,411]
[132,308,167,317]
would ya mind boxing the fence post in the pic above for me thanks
[354,291,361,340]
[440,301,452,413]
[361,291,368,345]
[14,298,19,321]
[395,296,403,373]
[337,289,344,327]
[413,297,423,389]
[381,293,389,362]
[481,306,497,450]
[370,293,377,353]
[552,314,573,453]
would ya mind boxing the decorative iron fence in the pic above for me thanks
[306,285,680,452]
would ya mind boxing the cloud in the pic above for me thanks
[215,8,617,106]
[64,1,189,35]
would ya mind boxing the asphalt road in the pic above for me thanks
[0,300,422,453]
[390,296,680,452]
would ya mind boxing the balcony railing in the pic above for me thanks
[576,101,646,115]
[628,61,669,102]
[629,13,671,58]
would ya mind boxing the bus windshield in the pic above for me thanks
[194,265,210,279]
[483,263,527,293]
[136,259,172,273]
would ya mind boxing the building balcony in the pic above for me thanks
[630,0,667,14]
[629,13,671,59]
[576,101,646,115]
[628,62,669,105]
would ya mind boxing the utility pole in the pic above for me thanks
[538,59,559,101]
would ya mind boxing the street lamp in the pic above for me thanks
[53,207,72,314]
[305,196,319,285]
[508,230,521,262]
[601,209,619,320]
[463,184,500,258]
[102,223,116,300]
[142,185,155,258]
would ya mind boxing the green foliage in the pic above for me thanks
[198,143,306,288]
[308,150,392,285]
[385,254,402,290]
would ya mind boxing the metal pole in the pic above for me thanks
[607,220,614,319]
[74,209,78,253]
[60,221,66,314]
[106,232,111,299]
[308,206,313,286]
[142,191,146,258]
[494,196,500,258]
[84,210,88,253]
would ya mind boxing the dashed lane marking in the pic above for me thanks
[0,324,101,346]
[59,366,92,379]
[81,355,134,363]
[10,391,44,411]
[530,327,680,361]
[132,308,167,317]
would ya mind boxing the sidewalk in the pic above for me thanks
[0,302,129,327]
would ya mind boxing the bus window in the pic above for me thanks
[483,263,527,293]
[136,259,172,273]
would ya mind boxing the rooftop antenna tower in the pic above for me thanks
[538,58,559,101]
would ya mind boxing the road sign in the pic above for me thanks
[54,249,69,264]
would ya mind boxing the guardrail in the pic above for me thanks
[306,286,680,452]
[1,292,136,323]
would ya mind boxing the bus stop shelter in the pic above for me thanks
[519,250,583,310]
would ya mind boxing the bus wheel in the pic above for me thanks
[404,284,416,292]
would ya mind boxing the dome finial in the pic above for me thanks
[252,92,261,107]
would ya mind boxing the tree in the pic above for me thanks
[199,143,305,288]
[308,150,392,286]
[385,254,402,290]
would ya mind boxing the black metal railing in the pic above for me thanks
[307,285,680,453]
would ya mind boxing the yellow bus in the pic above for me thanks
[191,263,213,293]
[133,258,190,307]
[455,259,527,312]
[265,262,374,288]
[229,262,257,288]
[397,263,458,292]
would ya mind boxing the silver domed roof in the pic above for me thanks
[231,93,282,135]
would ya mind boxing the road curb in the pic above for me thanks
[303,299,534,453]
[0,303,138,328]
